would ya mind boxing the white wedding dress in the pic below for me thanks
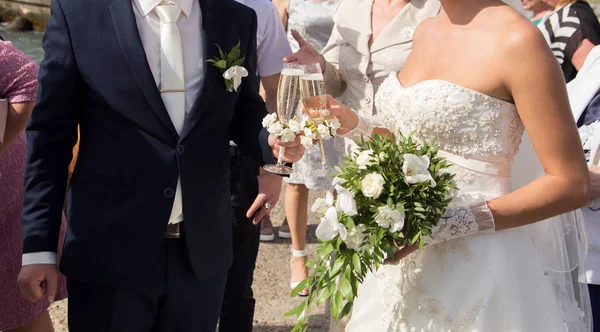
[345,73,591,332]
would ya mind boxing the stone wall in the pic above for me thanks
[0,0,50,31]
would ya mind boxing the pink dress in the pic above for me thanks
[0,40,67,331]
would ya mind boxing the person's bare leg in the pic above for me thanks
[284,183,310,295]
[8,309,55,332]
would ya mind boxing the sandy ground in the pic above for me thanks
[48,186,330,332]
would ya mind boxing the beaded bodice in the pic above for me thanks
[375,73,524,167]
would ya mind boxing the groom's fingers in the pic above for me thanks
[247,194,267,224]
[273,136,305,163]
[45,268,58,304]
[18,266,42,302]
[253,207,269,225]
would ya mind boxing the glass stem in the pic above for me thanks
[277,146,286,166]
[318,139,327,169]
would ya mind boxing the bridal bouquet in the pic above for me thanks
[262,113,340,148]
[286,134,455,331]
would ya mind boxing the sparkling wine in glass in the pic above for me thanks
[263,64,304,175]
[300,63,328,169]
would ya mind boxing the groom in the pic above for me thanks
[17,0,303,331]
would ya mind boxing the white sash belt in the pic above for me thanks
[437,150,511,178]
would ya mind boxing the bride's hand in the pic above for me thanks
[383,244,420,264]
[310,95,358,135]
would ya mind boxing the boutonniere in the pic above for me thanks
[206,41,248,92]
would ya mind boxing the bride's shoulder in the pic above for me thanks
[490,7,551,60]
[411,17,437,43]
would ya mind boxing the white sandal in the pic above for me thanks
[290,248,309,297]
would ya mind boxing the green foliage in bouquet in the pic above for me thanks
[285,134,456,331]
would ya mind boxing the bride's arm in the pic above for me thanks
[322,95,394,139]
[489,22,590,230]
[428,23,591,246]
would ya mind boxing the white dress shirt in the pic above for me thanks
[235,0,291,77]
[22,0,204,266]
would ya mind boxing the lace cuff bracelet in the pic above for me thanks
[340,113,376,142]
[426,201,495,245]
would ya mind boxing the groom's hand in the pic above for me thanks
[247,170,283,224]
[18,264,58,303]
[269,134,304,163]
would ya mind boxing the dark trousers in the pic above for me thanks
[67,238,227,332]
[219,151,261,332]
[590,284,600,331]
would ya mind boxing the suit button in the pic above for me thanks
[177,145,185,155]
[164,188,174,198]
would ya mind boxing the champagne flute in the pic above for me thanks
[263,63,304,175]
[299,63,328,170]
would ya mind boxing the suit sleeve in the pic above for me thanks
[22,0,82,254]
[231,9,275,166]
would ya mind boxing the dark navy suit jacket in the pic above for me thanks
[22,0,274,284]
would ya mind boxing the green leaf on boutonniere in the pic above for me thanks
[215,60,227,69]
[225,79,233,92]
[233,57,245,67]
[217,44,227,61]
[206,41,246,92]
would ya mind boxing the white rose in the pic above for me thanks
[336,191,358,216]
[222,65,249,92]
[361,173,385,198]
[355,149,376,170]
[378,152,388,162]
[403,154,436,186]
[301,136,315,149]
[375,205,406,232]
[317,124,332,140]
[327,117,342,132]
[304,128,315,140]
[288,118,302,133]
[262,113,278,128]
[345,225,368,252]
[280,128,296,143]
[300,114,310,128]
[316,206,347,241]
[267,122,283,137]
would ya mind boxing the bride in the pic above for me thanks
[322,0,593,330]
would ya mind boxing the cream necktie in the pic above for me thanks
[156,3,185,135]
[156,3,184,224]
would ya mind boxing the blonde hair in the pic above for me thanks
[556,0,576,7]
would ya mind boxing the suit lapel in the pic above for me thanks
[180,0,220,140]
[109,0,179,140]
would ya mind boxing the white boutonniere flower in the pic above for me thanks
[206,41,247,92]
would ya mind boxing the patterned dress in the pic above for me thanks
[0,40,67,331]
[284,0,344,190]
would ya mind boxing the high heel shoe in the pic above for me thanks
[290,248,309,297]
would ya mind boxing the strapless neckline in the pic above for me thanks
[391,73,515,106]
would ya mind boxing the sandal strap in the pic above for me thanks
[291,248,307,257]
